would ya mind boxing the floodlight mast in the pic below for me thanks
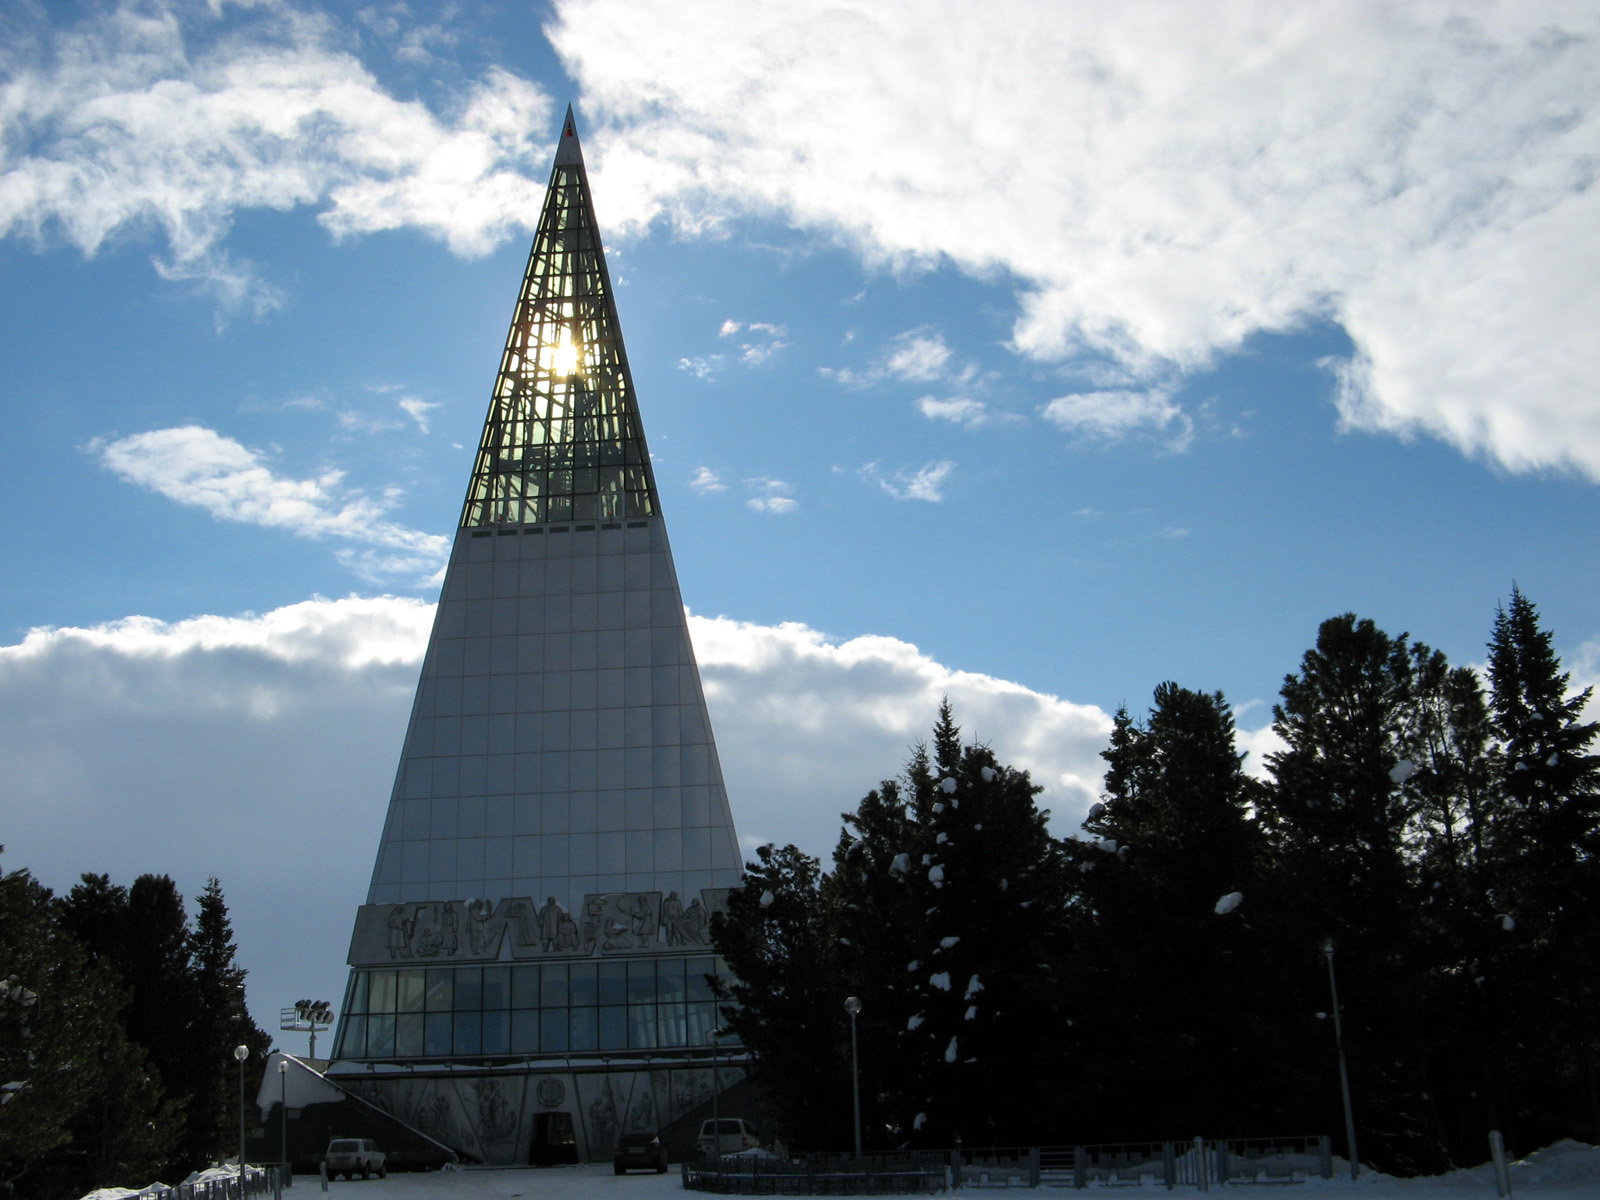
[281,999,334,1059]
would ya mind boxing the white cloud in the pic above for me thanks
[885,330,951,382]
[744,477,798,513]
[0,596,1113,1034]
[688,613,1114,852]
[862,459,956,502]
[0,597,431,1041]
[398,397,441,433]
[336,410,406,435]
[918,396,989,428]
[748,496,798,513]
[677,355,725,379]
[1040,388,1190,447]
[1572,637,1600,724]
[740,340,787,365]
[95,425,448,582]
[689,465,726,492]
[0,1,552,308]
[716,318,788,364]
[552,0,1600,480]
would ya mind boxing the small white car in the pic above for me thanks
[697,1118,761,1157]
[322,1138,387,1180]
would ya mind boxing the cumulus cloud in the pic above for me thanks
[1040,388,1191,447]
[688,613,1114,853]
[0,595,1112,1033]
[552,0,1600,479]
[0,1,552,308]
[862,459,956,502]
[0,597,431,1039]
[918,396,990,428]
[95,425,449,582]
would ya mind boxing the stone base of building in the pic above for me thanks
[321,1054,751,1165]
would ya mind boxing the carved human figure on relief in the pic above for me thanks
[555,908,580,952]
[473,1078,518,1144]
[603,916,633,951]
[682,898,708,945]
[466,899,495,955]
[661,891,686,946]
[387,905,413,959]
[627,1086,655,1132]
[441,902,459,955]
[583,896,606,955]
[538,896,563,952]
[628,893,655,947]
[589,1075,620,1155]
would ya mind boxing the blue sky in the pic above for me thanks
[3,0,1598,1038]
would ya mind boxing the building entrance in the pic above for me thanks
[529,1112,579,1166]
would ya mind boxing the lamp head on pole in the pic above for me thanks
[844,996,861,1017]
[234,1045,249,1063]
[277,1059,288,1075]
[1320,937,1335,959]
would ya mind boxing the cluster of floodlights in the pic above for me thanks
[294,1000,334,1026]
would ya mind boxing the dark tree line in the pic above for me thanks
[712,588,1599,1174]
[0,863,271,1198]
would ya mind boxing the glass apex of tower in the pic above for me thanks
[461,106,658,529]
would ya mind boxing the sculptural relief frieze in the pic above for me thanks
[348,888,730,966]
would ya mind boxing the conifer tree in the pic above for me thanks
[1071,684,1280,1138]
[889,704,1070,1146]
[1401,658,1506,1159]
[711,843,847,1150]
[0,858,123,1196]
[185,879,271,1167]
[822,772,925,1148]
[1484,587,1600,1145]
[70,1030,186,1190]
[1259,615,1450,1174]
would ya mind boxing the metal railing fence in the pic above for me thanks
[683,1136,1332,1194]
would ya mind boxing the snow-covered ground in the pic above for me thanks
[233,1140,1598,1200]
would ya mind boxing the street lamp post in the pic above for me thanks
[1320,939,1359,1181]
[844,997,863,1158]
[278,1059,290,1190]
[235,1045,250,1196]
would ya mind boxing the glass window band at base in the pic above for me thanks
[332,955,736,1061]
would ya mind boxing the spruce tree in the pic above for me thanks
[1484,587,1600,1146]
[822,772,925,1148]
[1402,658,1506,1160]
[1071,683,1281,1139]
[890,704,1070,1146]
[711,843,847,1150]
[1259,615,1450,1174]
[185,879,271,1167]
[0,858,123,1197]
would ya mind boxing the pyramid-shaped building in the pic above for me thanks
[328,109,747,1165]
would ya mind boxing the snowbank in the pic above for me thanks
[80,1142,1600,1200]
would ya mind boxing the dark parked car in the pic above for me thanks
[613,1131,669,1174]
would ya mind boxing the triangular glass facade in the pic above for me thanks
[461,111,656,528]
[327,111,747,1164]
